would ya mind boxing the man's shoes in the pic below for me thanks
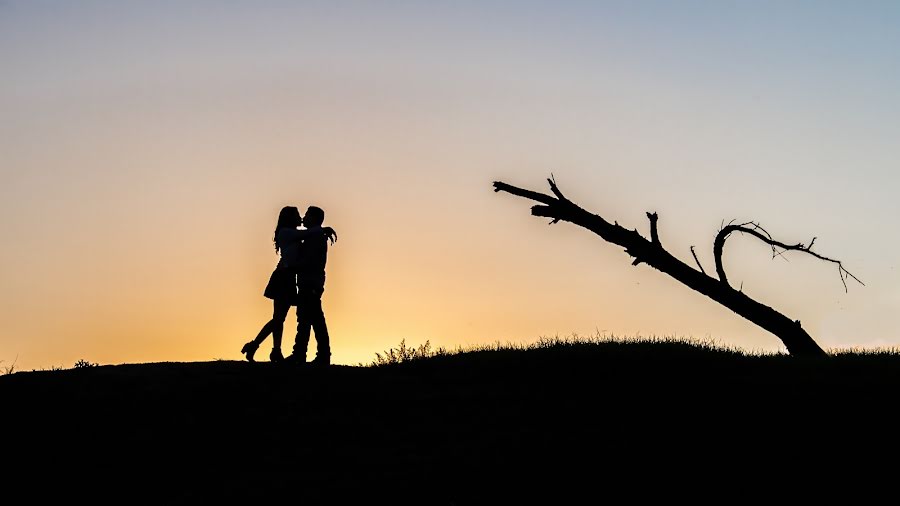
[240,341,258,363]
[284,354,306,366]
[270,348,284,362]
[310,355,331,367]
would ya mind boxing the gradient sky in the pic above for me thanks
[3,1,899,370]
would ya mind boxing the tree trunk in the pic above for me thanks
[494,178,831,357]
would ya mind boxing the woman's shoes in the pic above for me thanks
[241,341,258,363]
[241,341,284,363]
[270,348,284,362]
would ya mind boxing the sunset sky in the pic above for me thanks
[3,1,899,371]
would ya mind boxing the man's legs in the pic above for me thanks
[293,304,311,363]
[310,288,330,364]
[294,282,329,364]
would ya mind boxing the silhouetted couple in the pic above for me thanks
[241,205,336,366]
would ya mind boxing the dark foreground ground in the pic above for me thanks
[3,341,899,502]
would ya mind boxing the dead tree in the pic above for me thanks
[493,177,863,357]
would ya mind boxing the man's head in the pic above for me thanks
[304,206,325,228]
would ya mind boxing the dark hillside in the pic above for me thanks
[3,341,898,502]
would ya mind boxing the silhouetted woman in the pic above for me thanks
[241,206,336,362]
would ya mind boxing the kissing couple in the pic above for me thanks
[241,205,336,366]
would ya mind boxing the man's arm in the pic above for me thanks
[279,226,337,245]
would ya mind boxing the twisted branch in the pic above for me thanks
[713,222,864,292]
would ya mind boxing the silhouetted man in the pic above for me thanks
[290,205,331,366]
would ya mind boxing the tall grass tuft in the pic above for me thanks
[1,356,17,375]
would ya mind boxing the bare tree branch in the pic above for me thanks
[493,177,856,357]
[690,246,706,275]
[493,181,558,206]
[646,212,661,246]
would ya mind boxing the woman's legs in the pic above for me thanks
[269,299,291,360]
[242,299,291,362]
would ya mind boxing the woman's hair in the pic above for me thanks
[273,206,302,253]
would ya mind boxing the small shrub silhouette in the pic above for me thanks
[373,339,446,366]
[73,359,98,369]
